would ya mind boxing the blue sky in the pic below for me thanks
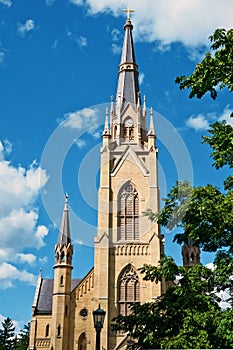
[0,0,233,331]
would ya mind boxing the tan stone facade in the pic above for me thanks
[29,17,165,350]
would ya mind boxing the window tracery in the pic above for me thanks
[118,265,140,316]
[118,182,139,240]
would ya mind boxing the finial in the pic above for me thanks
[148,107,155,136]
[110,95,115,115]
[143,95,146,110]
[123,5,135,20]
[65,192,69,202]
[103,107,109,135]
[39,267,42,276]
[137,91,141,108]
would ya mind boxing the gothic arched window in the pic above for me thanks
[118,265,140,316]
[78,332,87,350]
[118,182,139,241]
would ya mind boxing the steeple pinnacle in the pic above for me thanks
[58,193,71,246]
[148,107,155,136]
[103,107,110,135]
[116,16,140,110]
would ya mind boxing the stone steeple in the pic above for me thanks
[109,17,149,146]
[57,193,71,246]
[96,16,163,349]
[116,17,140,111]
[51,194,73,350]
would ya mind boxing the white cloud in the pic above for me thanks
[0,161,48,216]
[218,105,233,127]
[111,43,121,55]
[52,39,58,49]
[111,28,122,55]
[77,35,88,47]
[70,0,84,5]
[45,0,55,5]
[0,139,12,160]
[0,52,4,64]
[0,210,48,251]
[0,0,12,7]
[186,106,233,131]
[0,262,37,289]
[67,30,88,48]
[186,114,209,131]
[70,0,233,48]
[139,72,145,86]
[38,256,48,264]
[17,19,36,37]
[76,139,86,149]
[62,107,98,130]
[16,253,37,266]
[0,140,49,271]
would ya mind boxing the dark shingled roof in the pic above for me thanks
[116,18,140,109]
[36,278,81,315]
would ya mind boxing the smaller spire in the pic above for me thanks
[143,95,146,112]
[110,95,115,115]
[148,107,155,136]
[58,193,71,246]
[103,107,110,135]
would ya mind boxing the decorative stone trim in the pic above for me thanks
[35,338,51,347]
[115,244,150,256]
[76,269,94,300]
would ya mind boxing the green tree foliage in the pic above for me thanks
[0,319,30,350]
[0,318,16,350]
[113,257,228,349]
[202,121,233,190]
[151,181,233,253]
[15,323,30,350]
[175,28,233,99]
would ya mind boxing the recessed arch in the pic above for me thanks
[118,264,140,316]
[117,181,139,241]
[78,332,87,350]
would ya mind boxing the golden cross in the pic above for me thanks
[123,5,135,19]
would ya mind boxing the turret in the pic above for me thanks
[182,238,200,267]
[51,194,73,350]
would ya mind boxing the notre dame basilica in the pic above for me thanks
[28,14,200,350]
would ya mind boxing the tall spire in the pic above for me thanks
[116,17,140,110]
[58,193,71,246]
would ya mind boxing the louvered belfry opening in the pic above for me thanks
[118,265,140,316]
[118,182,139,241]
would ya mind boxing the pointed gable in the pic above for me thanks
[111,146,149,177]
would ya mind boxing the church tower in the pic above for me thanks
[28,15,165,350]
[51,194,73,350]
[94,16,164,349]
